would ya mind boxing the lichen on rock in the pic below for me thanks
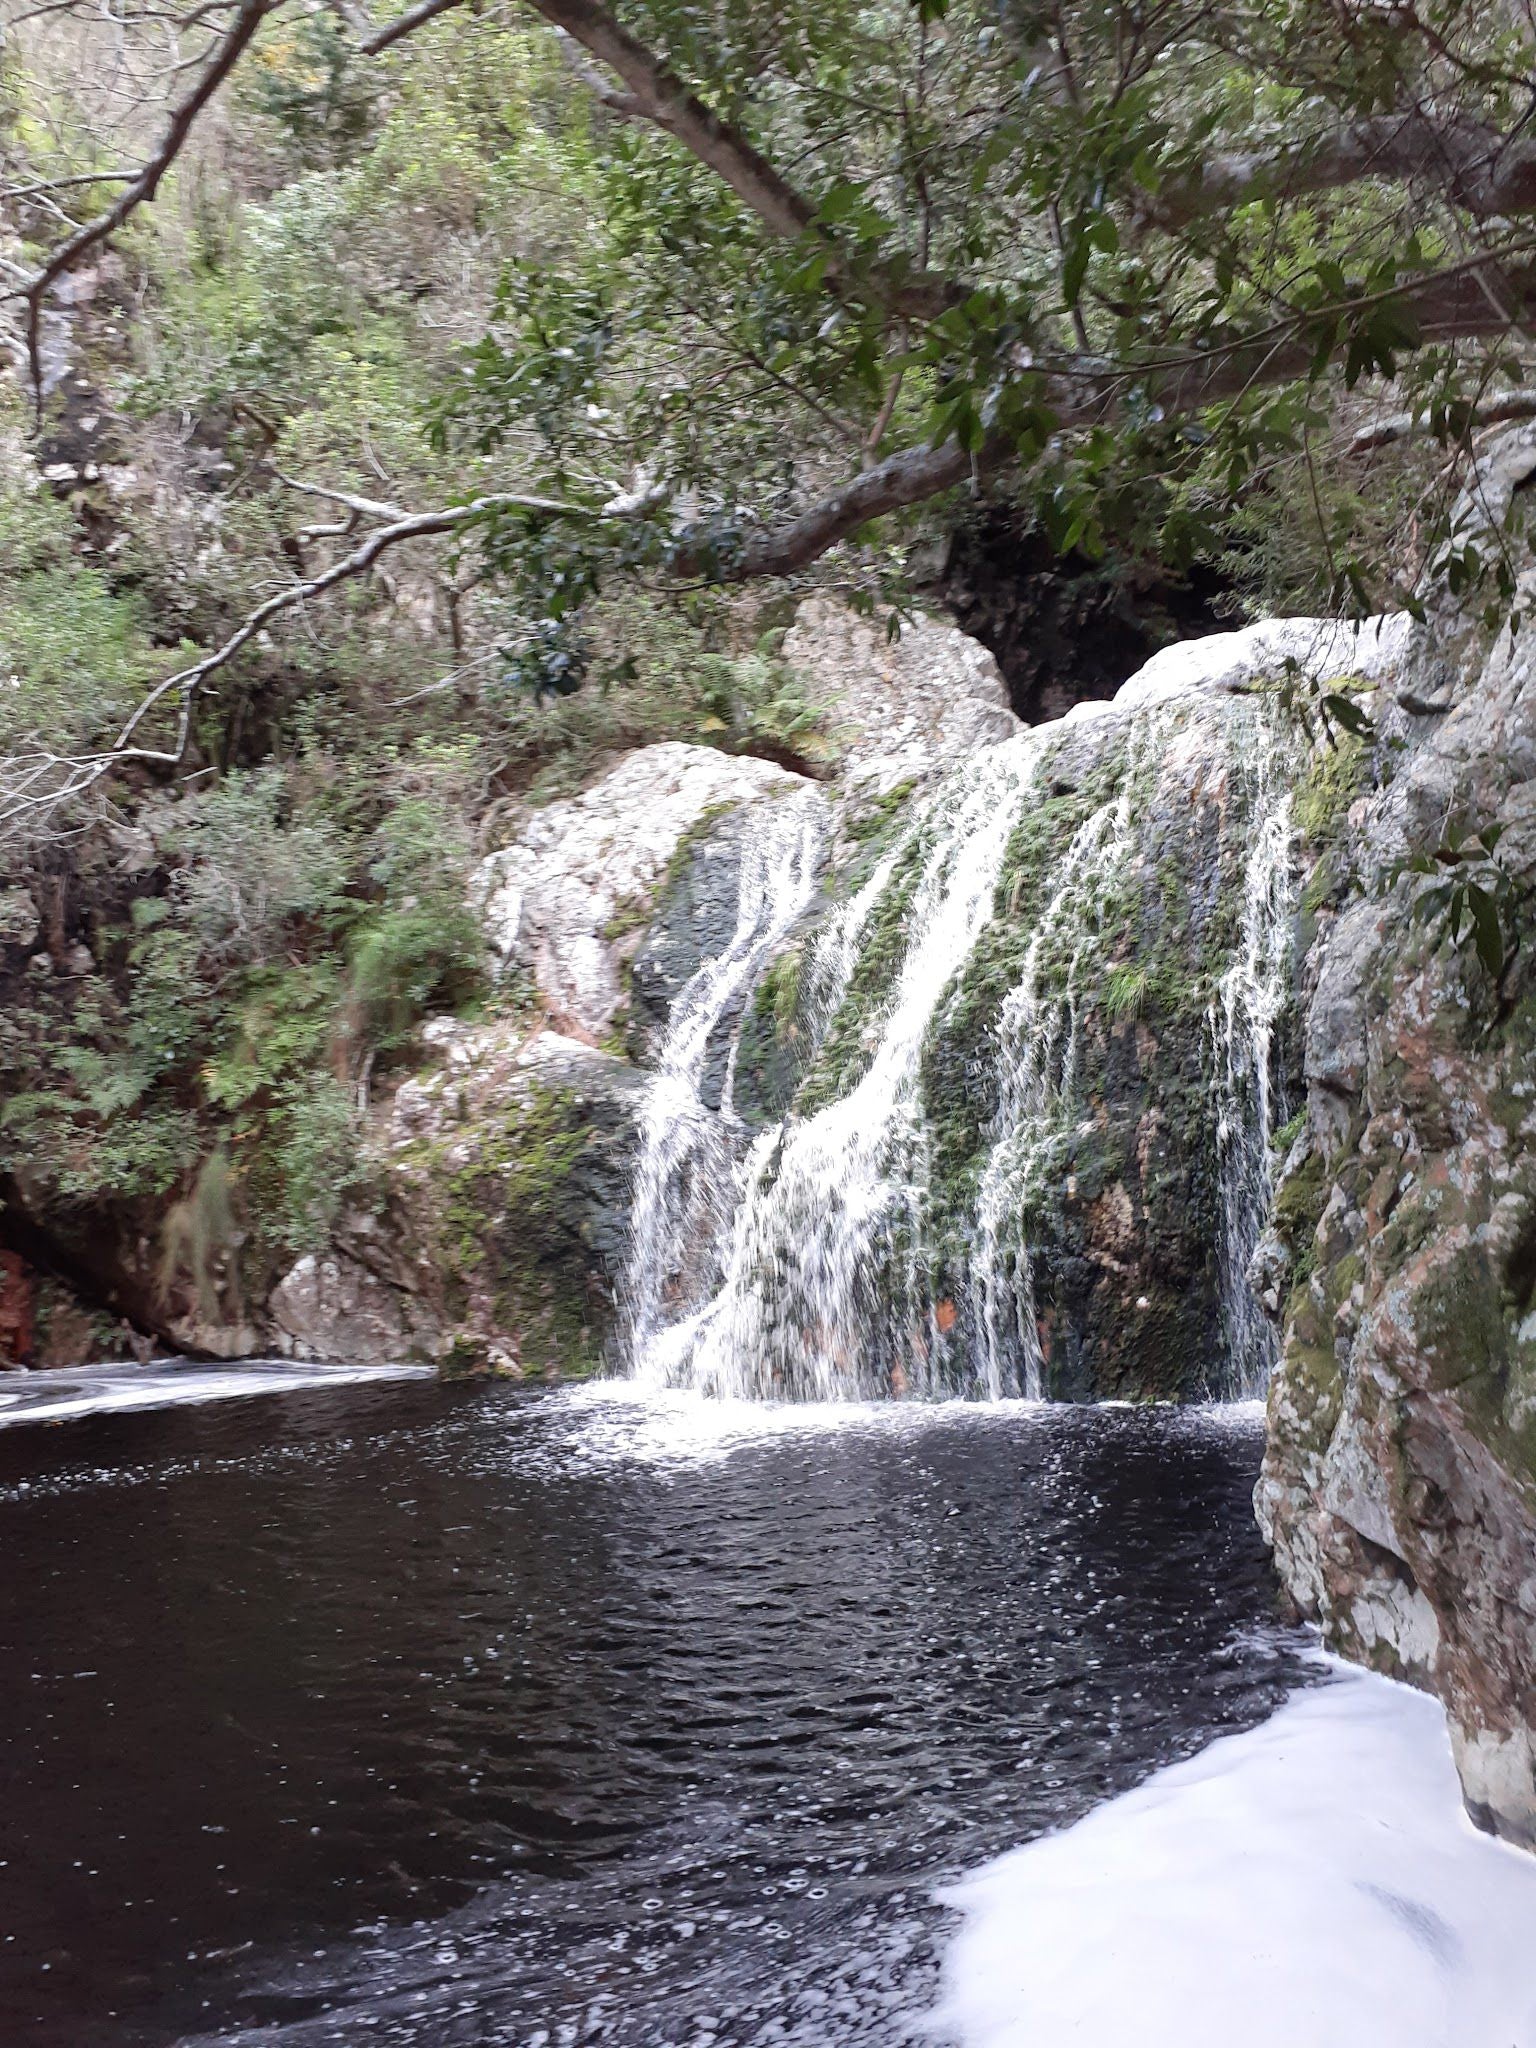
[1259,429,1536,1851]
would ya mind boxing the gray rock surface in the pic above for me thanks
[783,597,1018,790]
[471,745,809,1041]
[1259,433,1536,1850]
[270,1254,436,1365]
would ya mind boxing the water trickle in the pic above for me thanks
[1206,712,1300,1398]
[623,789,829,1369]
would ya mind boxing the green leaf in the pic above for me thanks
[817,181,863,224]
[1061,232,1090,310]
[1467,884,1505,978]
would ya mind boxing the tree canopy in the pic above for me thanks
[4,0,1536,807]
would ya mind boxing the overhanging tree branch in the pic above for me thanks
[701,253,1536,579]
[1153,108,1536,227]
[358,0,466,56]
[0,487,630,833]
[1351,387,1536,451]
[13,0,277,412]
[519,0,958,322]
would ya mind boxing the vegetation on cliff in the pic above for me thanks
[5,0,1536,1353]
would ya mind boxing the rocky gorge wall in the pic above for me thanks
[264,600,1331,1400]
[4,525,1531,1852]
[1257,433,1536,1853]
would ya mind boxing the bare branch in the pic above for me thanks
[0,170,137,202]
[1154,109,1536,228]
[0,487,631,832]
[357,0,466,56]
[15,0,277,414]
[272,471,410,520]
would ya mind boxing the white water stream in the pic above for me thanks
[620,624,1391,1405]
[634,728,1045,1397]
[1207,711,1297,1398]
[622,788,830,1367]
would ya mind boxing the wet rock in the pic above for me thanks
[287,1025,645,1375]
[0,1250,33,1366]
[270,1254,437,1366]
[0,888,40,952]
[628,808,769,1066]
[472,743,809,1040]
[1261,434,1536,1850]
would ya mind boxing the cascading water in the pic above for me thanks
[1206,715,1299,1398]
[624,661,1312,1405]
[623,788,829,1370]
[971,716,1168,1401]
[638,733,1045,1398]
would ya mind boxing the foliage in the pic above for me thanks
[1397,817,1532,987]
[163,768,348,967]
[0,451,174,751]
[0,746,487,1292]
[9,0,1536,1334]
[1103,961,1150,1023]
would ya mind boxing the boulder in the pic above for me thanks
[272,1023,645,1376]
[782,597,1017,791]
[471,743,810,1040]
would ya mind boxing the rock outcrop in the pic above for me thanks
[471,742,809,1043]
[274,1023,645,1375]
[781,597,1017,793]
[1259,431,1536,1850]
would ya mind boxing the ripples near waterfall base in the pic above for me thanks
[0,1378,1314,2047]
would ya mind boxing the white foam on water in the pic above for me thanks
[0,1359,431,1428]
[546,1377,1050,1468]
[933,1660,1536,2048]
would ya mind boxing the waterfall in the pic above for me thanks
[635,733,1045,1397]
[623,789,829,1369]
[623,673,1307,1405]
[1206,716,1298,1398]
[971,719,1165,1400]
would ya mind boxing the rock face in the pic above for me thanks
[471,744,809,1041]
[630,621,1414,1403]
[273,1024,646,1374]
[1259,432,1536,1851]
[782,597,1017,792]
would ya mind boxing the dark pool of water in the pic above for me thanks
[0,1380,1314,2047]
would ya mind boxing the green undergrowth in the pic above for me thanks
[0,748,487,1312]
